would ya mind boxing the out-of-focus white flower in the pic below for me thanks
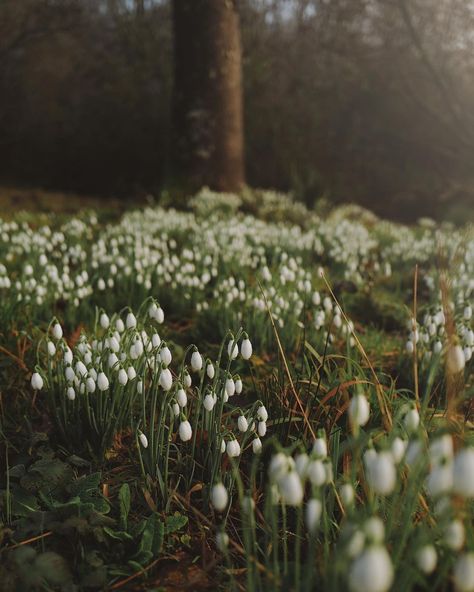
[348,546,394,592]
[453,447,474,498]
[444,520,465,550]
[313,436,328,458]
[349,394,370,427]
[211,483,228,512]
[447,344,465,374]
[366,451,396,496]
[66,386,76,401]
[340,483,355,507]
[453,553,474,592]
[415,545,437,574]
[305,498,322,533]
[278,470,304,506]
[404,407,420,433]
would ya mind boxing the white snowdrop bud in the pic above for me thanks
[137,380,143,394]
[349,394,370,427]
[75,361,87,378]
[444,520,465,550]
[86,377,96,393]
[97,372,109,391]
[405,439,424,467]
[426,461,453,497]
[364,517,385,544]
[312,291,321,306]
[307,459,326,486]
[172,403,180,416]
[152,333,161,348]
[416,545,437,574]
[278,470,304,506]
[348,546,394,592]
[241,338,253,360]
[184,372,192,387]
[237,415,248,432]
[126,312,137,329]
[447,344,466,374]
[346,530,366,558]
[225,377,235,397]
[206,362,215,379]
[108,353,118,369]
[391,437,407,464]
[31,372,43,390]
[235,378,243,394]
[453,447,474,498]
[252,437,262,454]
[257,421,267,437]
[453,553,474,592]
[366,452,396,496]
[340,483,355,507]
[47,341,56,356]
[127,366,136,380]
[433,340,442,354]
[211,483,228,512]
[100,313,109,329]
[429,434,453,464]
[133,339,144,357]
[404,407,420,433]
[313,436,328,458]
[66,386,76,401]
[257,405,268,422]
[191,350,203,372]
[178,420,192,442]
[64,347,73,364]
[295,453,310,478]
[159,367,173,391]
[220,439,226,454]
[139,432,148,448]
[177,388,187,407]
[65,366,75,382]
[160,346,172,367]
[464,306,472,321]
[226,439,241,458]
[156,307,164,324]
[52,323,63,340]
[118,368,128,386]
[115,318,125,333]
[227,339,238,360]
[216,531,229,552]
[203,393,216,411]
[305,498,322,533]
[406,340,414,354]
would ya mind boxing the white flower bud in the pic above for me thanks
[118,368,128,386]
[137,380,143,394]
[348,395,370,427]
[139,432,148,448]
[237,415,248,432]
[220,439,226,453]
[415,545,437,574]
[340,483,355,507]
[75,361,87,378]
[159,368,173,391]
[307,459,326,486]
[226,439,241,457]
[64,347,73,365]
[65,366,75,382]
[177,388,187,407]
[444,520,465,550]
[172,403,180,416]
[203,393,215,411]
[127,366,136,380]
[52,323,63,340]
[453,553,474,592]
[225,377,235,397]
[86,377,96,393]
[115,318,125,333]
[152,333,161,348]
[295,453,309,478]
[160,346,172,367]
[31,372,43,390]
[252,437,262,454]
[278,470,304,506]
[227,339,238,360]
[97,372,109,391]
[178,420,192,442]
[47,341,56,356]
[257,421,267,437]
[108,353,118,369]
[391,437,407,463]
[235,378,243,394]
[453,447,474,498]
[348,545,393,592]
[191,350,203,372]
[100,313,110,329]
[156,307,164,324]
[366,452,396,496]
[206,362,215,379]
[216,531,229,551]
[313,436,328,458]
[447,344,465,374]
[404,407,420,433]
[305,498,322,533]
[241,338,253,360]
[257,405,268,422]
[126,312,137,329]
[364,517,385,544]
[184,371,192,387]
[426,461,453,497]
[211,483,228,512]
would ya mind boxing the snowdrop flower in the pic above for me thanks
[415,545,437,574]
[86,377,96,393]
[348,394,370,427]
[206,362,215,379]
[237,415,248,433]
[126,312,137,329]
[160,346,172,367]
[184,371,192,388]
[226,439,241,458]
[453,447,474,498]
[405,438,424,467]
[252,437,262,454]
[307,459,326,486]
[66,386,76,401]
[216,531,229,552]
[64,347,73,365]
[211,483,228,512]
[100,313,110,329]
[348,546,394,592]
[108,353,119,369]
[391,437,407,463]
[364,517,385,544]
[453,553,474,592]
[225,376,235,397]
[444,520,465,550]
[75,361,87,378]
[127,366,136,380]
[47,341,56,356]
[340,483,355,507]
[366,451,396,495]
[257,421,267,437]
[227,339,238,360]
[220,439,226,454]
[159,367,173,391]
[178,420,192,442]
[151,333,161,348]
[305,498,322,533]
[52,323,63,340]
[235,377,243,394]
[172,403,180,416]
[447,344,465,374]
[118,368,128,386]
[177,388,187,408]
[97,372,109,391]
[137,380,143,394]
[203,393,216,411]
[115,318,125,333]
[139,432,148,448]
[278,470,304,506]
[257,405,268,422]
[156,306,164,324]
[241,337,253,360]
[433,340,442,354]
[295,453,309,478]
[426,460,453,497]
[313,434,328,457]
[464,306,473,321]
[404,406,420,433]
[190,350,203,372]
[31,372,44,390]
[65,365,75,382]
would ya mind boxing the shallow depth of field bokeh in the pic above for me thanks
[0,2,474,592]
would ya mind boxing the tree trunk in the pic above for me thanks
[171,0,245,193]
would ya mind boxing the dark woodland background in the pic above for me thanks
[1,0,474,222]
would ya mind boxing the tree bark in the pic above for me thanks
[171,0,245,193]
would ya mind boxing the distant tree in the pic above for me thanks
[171,0,245,193]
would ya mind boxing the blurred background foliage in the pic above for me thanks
[1,0,474,222]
